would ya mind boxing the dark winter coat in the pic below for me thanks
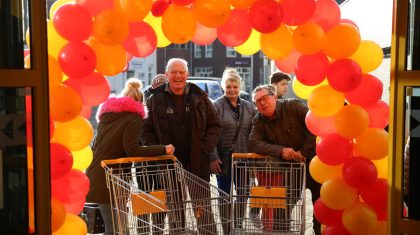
[86,96,166,204]
[142,82,222,180]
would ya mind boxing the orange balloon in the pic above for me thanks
[192,0,231,28]
[308,85,345,117]
[350,40,384,73]
[335,104,369,139]
[230,0,257,9]
[48,55,63,89]
[52,213,87,235]
[88,37,128,76]
[324,23,361,59]
[320,177,358,210]
[93,10,129,45]
[50,84,83,122]
[116,0,152,22]
[28,168,35,231]
[367,221,387,235]
[260,24,293,60]
[52,116,94,151]
[162,5,196,44]
[354,128,389,160]
[309,156,343,184]
[51,198,67,232]
[342,202,378,235]
[292,22,325,55]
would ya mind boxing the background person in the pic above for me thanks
[143,73,168,101]
[270,72,291,99]
[86,78,174,235]
[248,84,320,234]
[142,58,222,234]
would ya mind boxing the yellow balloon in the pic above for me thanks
[25,28,30,48]
[88,37,127,76]
[162,5,196,44]
[144,13,171,48]
[47,20,68,59]
[373,156,388,179]
[292,78,328,100]
[52,116,93,151]
[234,29,261,56]
[320,177,358,210]
[308,85,345,117]
[342,202,378,235]
[260,24,293,60]
[350,40,384,73]
[354,128,389,160]
[49,0,75,19]
[309,156,343,184]
[53,213,87,235]
[71,146,93,171]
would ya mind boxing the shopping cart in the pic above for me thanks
[230,153,306,235]
[101,155,231,235]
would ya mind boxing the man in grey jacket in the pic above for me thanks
[248,84,320,235]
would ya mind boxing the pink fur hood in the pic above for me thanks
[96,96,146,123]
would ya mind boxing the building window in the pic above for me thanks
[194,67,213,77]
[226,47,236,58]
[194,44,202,58]
[205,44,213,58]
[168,44,188,49]
[237,67,251,93]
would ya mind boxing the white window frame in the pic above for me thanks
[226,47,237,58]
[205,44,213,58]
[236,67,251,93]
[194,44,202,58]
[194,67,213,77]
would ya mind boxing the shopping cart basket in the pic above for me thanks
[230,153,306,234]
[101,155,230,235]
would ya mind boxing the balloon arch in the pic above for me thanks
[26,0,389,234]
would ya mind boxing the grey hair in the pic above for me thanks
[221,67,242,90]
[166,58,188,72]
[252,84,277,102]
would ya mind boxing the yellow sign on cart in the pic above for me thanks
[249,186,286,209]
[131,190,167,215]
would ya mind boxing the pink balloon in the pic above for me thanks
[316,133,353,165]
[80,105,92,119]
[64,72,111,106]
[75,0,114,16]
[281,0,316,26]
[326,58,362,92]
[217,9,252,47]
[192,22,217,46]
[360,178,388,220]
[274,49,301,73]
[295,52,330,86]
[58,41,96,78]
[123,21,157,58]
[365,100,389,129]
[53,3,93,41]
[309,0,340,31]
[340,19,360,30]
[342,157,378,189]
[249,0,283,33]
[50,143,73,180]
[152,0,170,17]
[345,74,383,107]
[305,111,336,137]
[313,198,343,226]
[52,170,90,203]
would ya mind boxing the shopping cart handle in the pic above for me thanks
[101,155,177,168]
[232,153,268,159]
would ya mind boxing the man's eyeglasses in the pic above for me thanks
[254,94,273,105]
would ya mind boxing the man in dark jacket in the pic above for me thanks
[248,84,321,235]
[142,58,222,234]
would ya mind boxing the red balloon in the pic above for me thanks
[342,157,378,189]
[76,0,113,16]
[64,198,86,215]
[152,0,170,17]
[50,143,73,180]
[58,41,96,78]
[295,52,329,86]
[123,21,157,58]
[309,0,340,31]
[64,72,111,106]
[249,0,283,33]
[305,111,336,137]
[217,9,252,47]
[314,198,343,226]
[51,169,90,203]
[316,134,353,165]
[324,224,353,235]
[345,74,383,107]
[281,0,316,26]
[53,3,93,41]
[365,100,389,129]
[326,58,363,92]
[360,178,388,212]
[274,49,301,73]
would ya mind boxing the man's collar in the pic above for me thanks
[164,82,190,95]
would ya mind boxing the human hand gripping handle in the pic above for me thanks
[210,159,222,174]
[281,147,305,162]
[165,144,175,155]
